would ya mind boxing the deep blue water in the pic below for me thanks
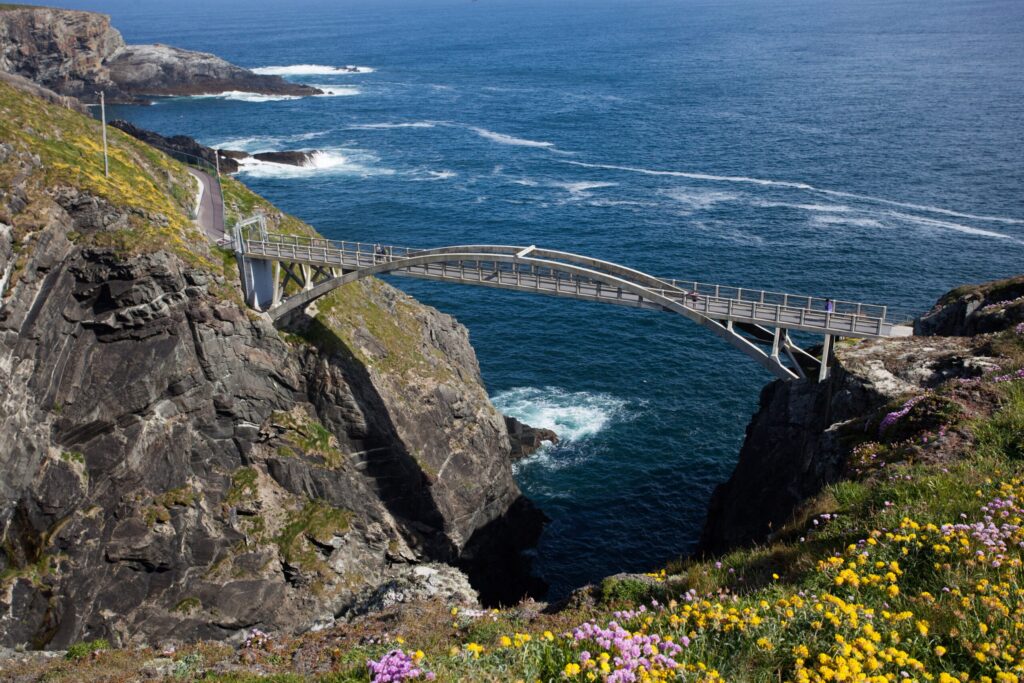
[41,0,1024,596]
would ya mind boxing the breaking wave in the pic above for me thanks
[187,91,302,102]
[348,121,437,130]
[251,64,375,75]
[208,131,327,153]
[492,386,628,445]
[235,150,393,178]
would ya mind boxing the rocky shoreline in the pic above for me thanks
[0,6,319,103]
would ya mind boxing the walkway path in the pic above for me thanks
[187,168,225,242]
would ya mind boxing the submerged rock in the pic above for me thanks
[504,415,559,461]
[252,151,317,167]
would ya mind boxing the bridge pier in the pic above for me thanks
[819,334,833,382]
[240,256,277,311]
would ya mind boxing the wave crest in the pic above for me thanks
[251,64,374,75]
[492,386,627,444]
[236,150,393,178]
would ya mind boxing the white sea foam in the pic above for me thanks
[188,91,302,102]
[886,211,1024,243]
[310,85,361,97]
[251,64,375,75]
[210,131,327,152]
[553,181,617,196]
[236,150,393,179]
[408,168,457,181]
[663,187,741,210]
[811,215,884,229]
[492,386,628,446]
[752,199,853,213]
[348,121,436,130]
[470,127,555,149]
[560,160,1024,228]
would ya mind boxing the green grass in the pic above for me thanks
[224,467,259,507]
[974,382,1024,460]
[274,499,352,569]
[0,80,212,276]
[65,639,109,661]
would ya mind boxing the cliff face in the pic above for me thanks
[700,279,1024,555]
[0,7,318,103]
[0,82,536,649]
[0,6,123,100]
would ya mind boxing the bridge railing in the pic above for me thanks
[261,232,418,260]
[243,234,892,335]
[666,279,886,320]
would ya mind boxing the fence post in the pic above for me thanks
[98,91,109,178]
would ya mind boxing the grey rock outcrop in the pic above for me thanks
[0,127,539,648]
[0,7,319,103]
[504,416,559,461]
[0,72,88,113]
[914,275,1024,336]
[252,151,317,167]
[110,120,240,173]
[104,44,319,99]
[110,120,318,174]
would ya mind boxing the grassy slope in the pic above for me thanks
[6,82,1024,683]
[10,313,1024,683]
[0,81,442,381]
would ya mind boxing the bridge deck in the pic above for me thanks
[241,235,910,339]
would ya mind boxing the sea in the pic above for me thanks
[47,0,1024,597]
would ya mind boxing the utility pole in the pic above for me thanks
[214,148,220,178]
[99,91,109,178]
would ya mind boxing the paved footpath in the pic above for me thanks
[187,168,225,243]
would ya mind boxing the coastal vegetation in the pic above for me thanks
[8,321,1023,682]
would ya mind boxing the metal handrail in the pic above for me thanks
[255,233,886,319]
[242,236,894,336]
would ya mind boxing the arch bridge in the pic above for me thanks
[231,216,912,381]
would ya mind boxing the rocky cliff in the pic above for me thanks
[0,6,318,103]
[700,275,1024,555]
[0,80,539,650]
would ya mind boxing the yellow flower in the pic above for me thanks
[934,645,947,657]
[465,642,484,658]
[413,650,425,662]
[563,662,582,676]
[500,635,513,647]
[543,630,555,641]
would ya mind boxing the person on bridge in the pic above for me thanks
[825,298,835,313]
[374,244,386,263]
